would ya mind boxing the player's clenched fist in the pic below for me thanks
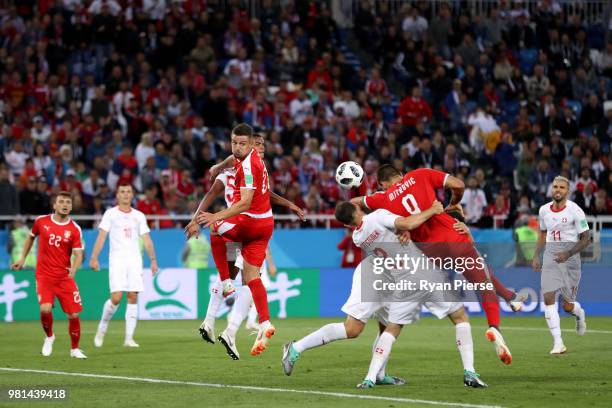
[532,257,542,272]
[431,200,444,214]
[89,258,100,272]
[184,220,200,239]
[10,259,24,270]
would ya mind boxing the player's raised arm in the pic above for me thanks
[394,200,444,231]
[89,229,108,272]
[444,174,465,214]
[10,234,35,270]
[270,191,305,221]
[198,187,255,228]
[532,230,546,272]
[186,178,225,239]
[350,196,366,209]
[209,155,236,180]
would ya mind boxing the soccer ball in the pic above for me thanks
[335,161,364,189]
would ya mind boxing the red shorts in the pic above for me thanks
[36,276,83,314]
[213,214,274,267]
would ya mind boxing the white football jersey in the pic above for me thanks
[99,206,150,259]
[353,209,403,256]
[215,168,237,208]
[538,200,589,243]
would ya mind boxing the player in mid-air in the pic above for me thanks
[352,165,524,365]
[190,132,302,359]
[282,200,488,388]
[533,176,589,354]
[11,191,87,359]
[186,123,276,356]
[89,183,159,348]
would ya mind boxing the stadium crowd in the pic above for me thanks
[0,0,611,230]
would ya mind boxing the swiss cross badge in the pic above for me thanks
[562,218,568,223]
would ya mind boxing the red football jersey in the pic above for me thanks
[363,168,468,243]
[30,215,84,279]
[233,148,272,218]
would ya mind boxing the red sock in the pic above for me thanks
[68,317,81,349]
[247,278,270,324]
[210,233,230,281]
[40,311,53,337]
[490,274,515,302]
[481,290,501,328]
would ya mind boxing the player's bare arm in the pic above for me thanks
[10,234,35,270]
[266,247,277,277]
[208,155,236,180]
[142,233,159,275]
[532,230,547,272]
[452,221,474,242]
[270,191,305,221]
[350,196,367,209]
[89,229,108,272]
[69,249,84,279]
[444,175,465,215]
[555,230,590,263]
[394,200,444,231]
[186,179,225,239]
[197,187,255,228]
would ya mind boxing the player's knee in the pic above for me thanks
[67,313,79,319]
[344,320,364,338]
[111,292,123,304]
[40,304,52,313]
[127,292,138,303]
[562,301,573,313]
[450,307,468,324]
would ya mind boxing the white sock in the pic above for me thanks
[226,285,253,338]
[205,280,224,325]
[293,323,348,353]
[125,303,138,342]
[365,332,396,383]
[247,305,258,326]
[545,304,563,345]
[455,322,475,372]
[97,299,118,334]
[370,333,388,381]
[568,301,583,317]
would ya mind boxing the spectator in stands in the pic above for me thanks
[19,176,47,215]
[337,228,362,268]
[579,93,604,130]
[398,86,432,129]
[461,176,488,227]
[527,64,551,103]
[0,164,19,218]
[529,159,554,206]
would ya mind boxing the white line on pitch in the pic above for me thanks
[0,367,503,408]
[473,325,612,334]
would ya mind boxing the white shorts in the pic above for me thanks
[235,254,271,288]
[226,242,242,262]
[377,300,462,325]
[341,262,462,325]
[109,257,144,293]
[341,263,386,323]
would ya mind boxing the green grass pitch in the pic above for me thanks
[1,317,611,408]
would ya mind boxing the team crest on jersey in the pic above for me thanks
[562,218,568,223]
[64,231,71,239]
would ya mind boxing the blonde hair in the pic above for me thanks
[553,175,570,187]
